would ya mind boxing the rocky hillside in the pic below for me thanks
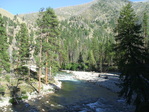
[0,0,149,65]
[1,0,149,25]
[15,0,149,42]
[16,0,149,22]
[18,0,127,23]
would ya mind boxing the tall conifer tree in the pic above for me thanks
[36,7,60,87]
[16,23,30,66]
[143,12,149,51]
[88,50,96,71]
[114,3,149,111]
[15,23,30,78]
[0,14,10,72]
[143,12,148,38]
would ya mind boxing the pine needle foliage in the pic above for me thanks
[0,14,10,72]
[114,3,149,112]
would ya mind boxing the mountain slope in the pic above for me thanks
[0,8,24,23]
[0,8,14,19]
[18,0,127,22]
[55,0,128,21]
[55,0,98,20]
[0,0,149,69]
[1,0,149,24]
[16,0,149,27]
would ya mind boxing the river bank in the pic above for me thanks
[63,70,120,92]
[59,70,134,112]
[0,71,135,112]
[0,78,62,108]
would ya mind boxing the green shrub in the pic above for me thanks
[15,66,28,76]
[9,97,25,104]
[70,63,79,70]
[48,89,53,91]
[65,63,72,70]
[9,98,15,103]
[108,66,118,72]
[5,75,10,82]
[21,95,28,99]
[9,97,22,104]
[18,97,22,100]
[63,63,89,71]
[78,63,89,71]
[0,87,5,92]
[22,91,27,94]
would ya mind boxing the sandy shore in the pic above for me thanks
[63,70,121,92]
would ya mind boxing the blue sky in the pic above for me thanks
[0,0,147,15]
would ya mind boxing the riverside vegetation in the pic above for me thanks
[0,0,149,111]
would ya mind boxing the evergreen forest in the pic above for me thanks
[0,0,149,111]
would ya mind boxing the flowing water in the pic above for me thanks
[0,72,134,112]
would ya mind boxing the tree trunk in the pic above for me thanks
[38,68,41,94]
[38,39,42,94]
[49,66,51,80]
[100,52,103,73]
[45,53,48,85]
[45,38,49,85]
[28,59,31,81]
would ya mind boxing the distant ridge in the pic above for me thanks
[0,8,24,23]
[0,8,14,19]
[1,0,149,25]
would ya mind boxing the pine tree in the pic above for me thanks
[78,52,84,70]
[17,23,30,65]
[0,14,10,72]
[88,50,96,71]
[143,12,148,38]
[78,52,84,64]
[36,7,60,88]
[58,39,68,68]
[43,8,59,84]
[98,36,106,72]
[35,8,44,93]
[91,37,99,64]
[16,23,30,77]
[143,12,149,50]
[114,3,149,111]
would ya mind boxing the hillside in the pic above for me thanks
[1,0,149,24]
[0,8,24,23]
[5,0,148,68]
[18,0,127,22]
[0,0,149,69]
[18,0,97,22]
[56,0,127,21]
[0,8,14,19]
[17,0,149,22]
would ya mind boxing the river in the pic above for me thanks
[0,72,134,112]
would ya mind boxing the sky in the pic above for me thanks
[0,0,147,15]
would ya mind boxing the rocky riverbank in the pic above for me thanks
[0,78,62,108]
[0,71,135,112]
[63,70,121,92]
[59,70,134,112]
